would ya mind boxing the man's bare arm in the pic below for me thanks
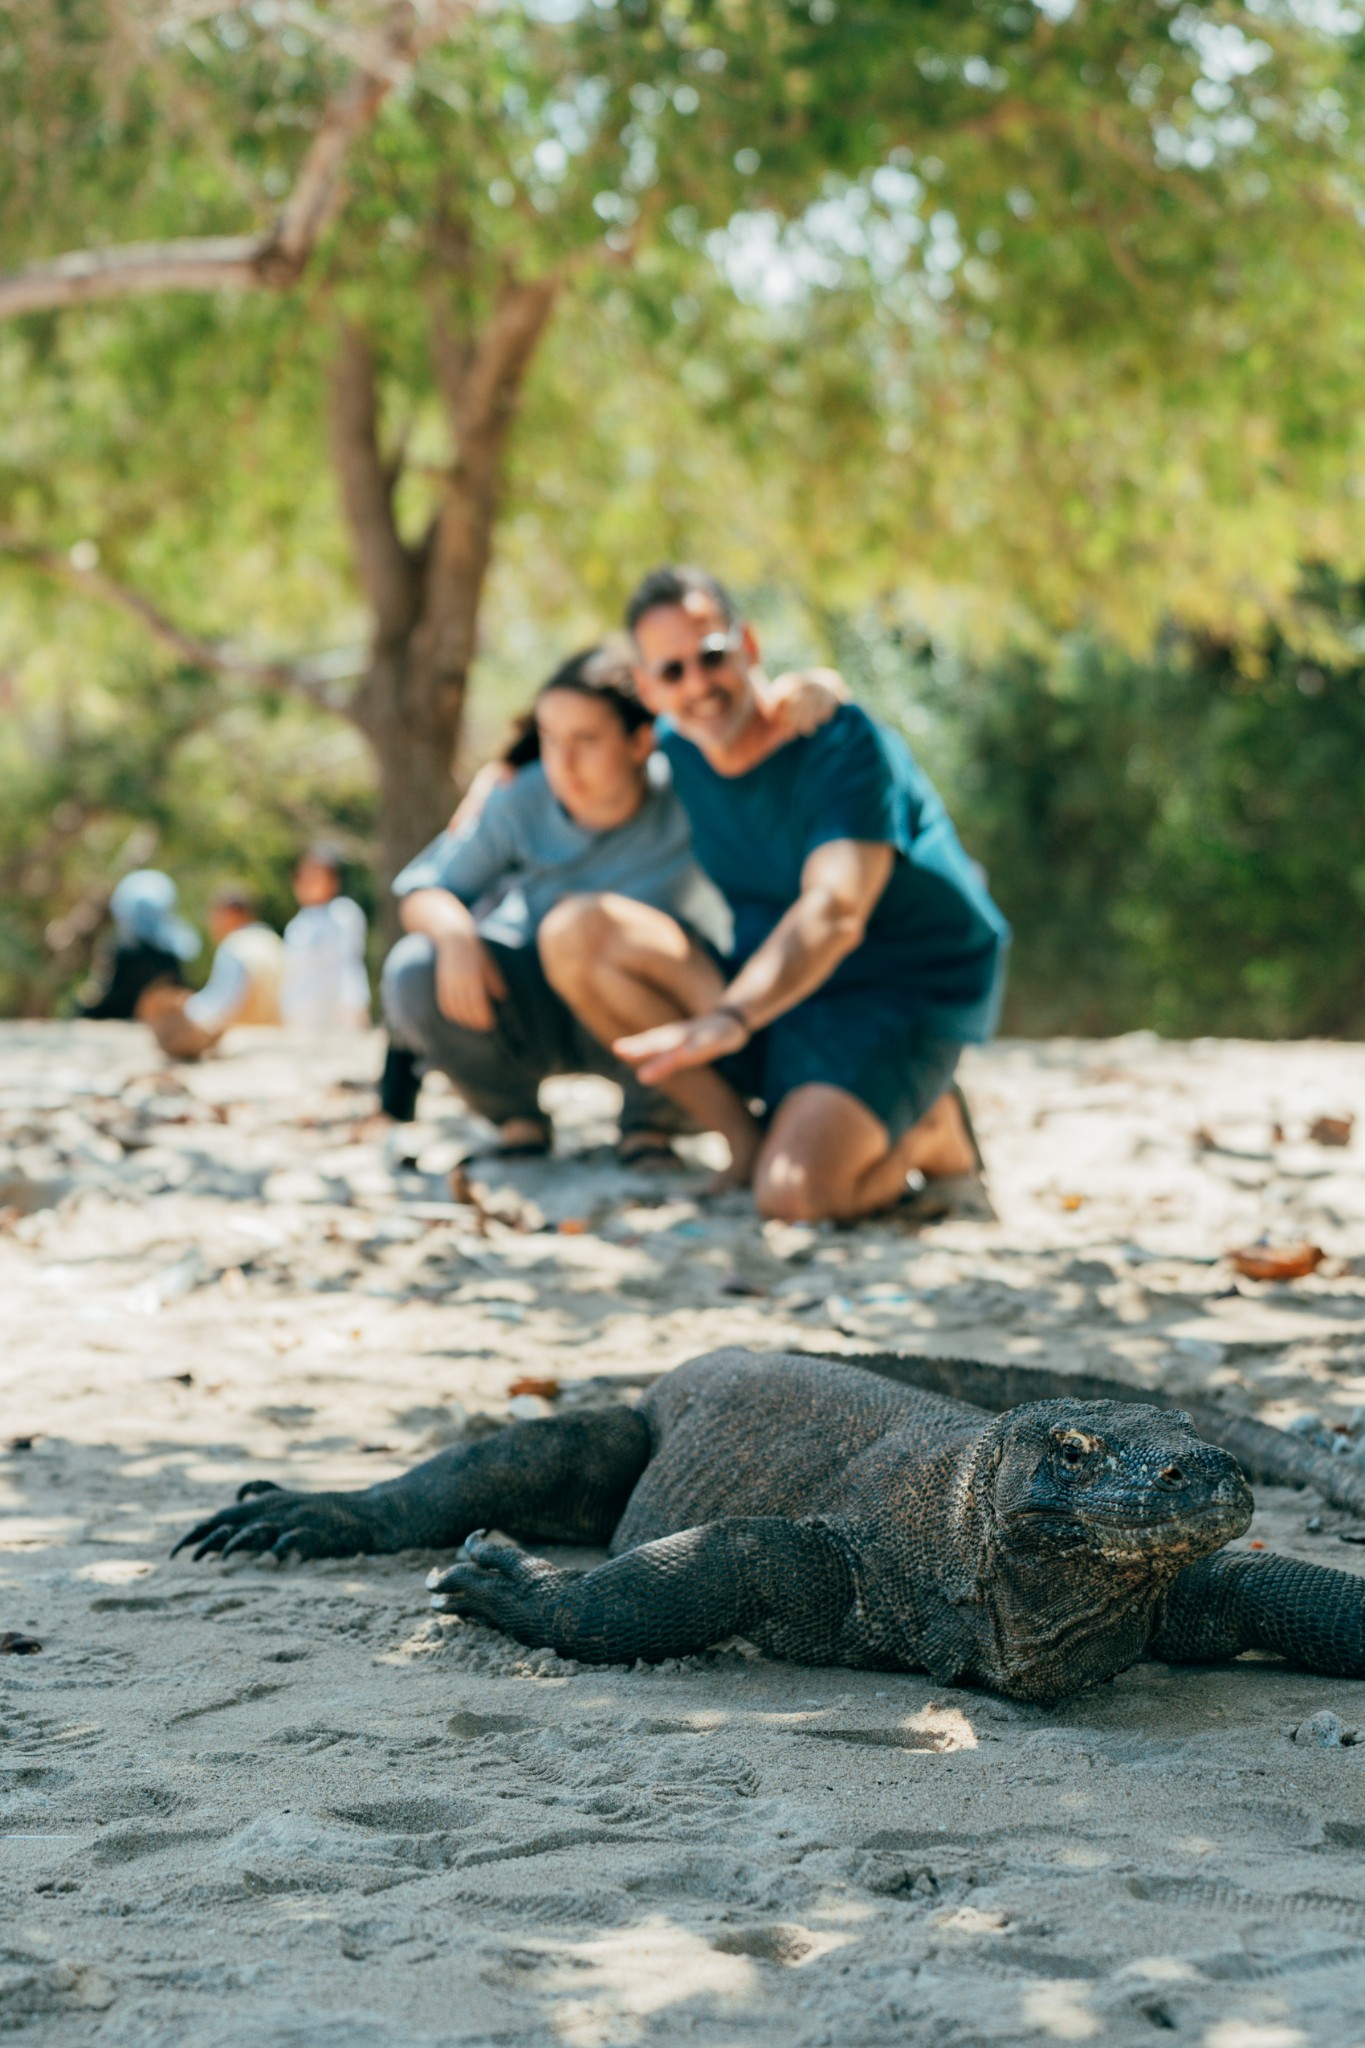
[615,840,893,1083]
[723,839,893,1028]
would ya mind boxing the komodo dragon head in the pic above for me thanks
[955,1398,1253,1703]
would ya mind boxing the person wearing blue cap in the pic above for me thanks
[78,870,201,1021]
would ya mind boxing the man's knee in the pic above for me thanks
[381,933,437,1043]
[754,1083,890,1224]
[753,1152,834,1225]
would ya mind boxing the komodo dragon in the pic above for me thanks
[173,1348,1365,1706]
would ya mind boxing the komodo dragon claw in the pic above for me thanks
[427,1533,566,1639]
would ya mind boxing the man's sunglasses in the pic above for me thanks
[645,629,740,687]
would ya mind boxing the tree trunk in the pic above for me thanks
[359,643,467,899]
[328,277,558,941]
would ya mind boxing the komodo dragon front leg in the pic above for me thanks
[172,1410,650,1564]
[1152,1551,1365,1677]
[429,1518,857,1667]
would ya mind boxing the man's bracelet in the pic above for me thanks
[713,1001,753,1042]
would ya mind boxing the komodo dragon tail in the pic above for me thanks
[824,1350,1365,1521]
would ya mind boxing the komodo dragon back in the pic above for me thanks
[610,1348,983,1552]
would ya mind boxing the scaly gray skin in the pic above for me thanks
[839,1349,1365,1519]
[172,1349,1365,1705]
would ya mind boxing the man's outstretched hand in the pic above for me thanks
[614,1008,749,1084]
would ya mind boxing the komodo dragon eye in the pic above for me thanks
[1052,1428,1103,1469]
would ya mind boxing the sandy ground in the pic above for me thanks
[4,1021,1365,2048]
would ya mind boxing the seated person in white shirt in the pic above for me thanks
[142,888,284,1059]
[281,846,371,1032]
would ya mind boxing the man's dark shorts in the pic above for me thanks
[719,982,962,1142]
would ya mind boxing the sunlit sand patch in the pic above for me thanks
[1058,1843,1110,1868]
[904,1703,978,1750]
[1113,1957,1203,1988]
[1018,1980,1100,2041]
[539,1915,758,2045]
[374,1619,452,1665]
[933,1905,1011,1936]
[1204,2027,1308,2048]
[75,1559,155,1584]
[0,1515,82,1549]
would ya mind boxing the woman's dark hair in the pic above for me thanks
[500,639,652,767]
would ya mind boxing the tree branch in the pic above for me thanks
[0,533,365,716]
[328,325,422,643]
[0,2,466,321]
[416,267,560,684]
[444,269,561,459]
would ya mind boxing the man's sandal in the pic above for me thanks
[949,1082,986,1175]
[893,1084,994,1222]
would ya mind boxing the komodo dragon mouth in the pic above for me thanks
[1015,1474,1253,1546]
[1062,1489,1253,1565]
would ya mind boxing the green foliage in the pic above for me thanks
[831,586,1365,1038]
[8,2,1365,650]
[6,3,1365,1023]
[0,609,374,1015]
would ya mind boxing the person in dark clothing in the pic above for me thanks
[77,870,199,1020]
[79,938,187,1020]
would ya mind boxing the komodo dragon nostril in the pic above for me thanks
[1158,1464,1184,1488]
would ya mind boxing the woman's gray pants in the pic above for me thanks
[381,932,688,1136]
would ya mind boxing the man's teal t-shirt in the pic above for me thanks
[657,704,1010,1044]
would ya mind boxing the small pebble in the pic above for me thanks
[507,1393,553,1421]
[1306,1516,1323,1534]
[0,1632,41,1655]
[1292,1710,1353,1748]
